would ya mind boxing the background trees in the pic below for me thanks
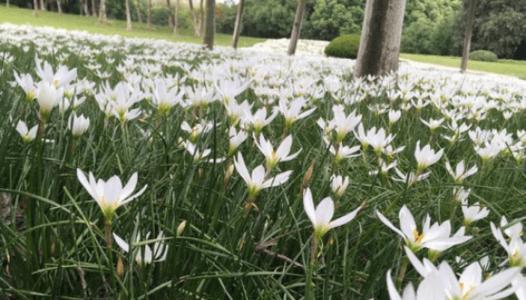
[6,0,525,60]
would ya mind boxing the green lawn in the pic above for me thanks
[0,5,264,47]
[401,53,526,80]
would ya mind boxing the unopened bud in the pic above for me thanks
[177,220,187,237]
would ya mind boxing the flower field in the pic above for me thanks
[2,23,526,299]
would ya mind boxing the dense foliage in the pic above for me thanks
[469,50,498,62]
[324,34,360,59]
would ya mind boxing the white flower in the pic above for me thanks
[69,113,90,137]
[302,188,361,238]
[14,72,36,101]
[228,127,248,155]
[376,205,471,252]
[254,134,301,169]
[113,231,168,265]
[37,81,62,116]
[420,118,444,131]
[445,160,478,183]
[233,153,292,197]
[414,141,443,170]
[278,98,316,127]
[76,169,147,222]
[330,174,350,198]
[461,200,489,225]
[15,120,38,143]
[491,222,526,267]
[388,110,401,124]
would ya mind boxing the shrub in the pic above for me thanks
[470,50,498,62]
[324,34,360,59]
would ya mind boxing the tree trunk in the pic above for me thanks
[287,0,306,55]
[166,0,174,28]
[125,0,133,31]
[136,0,143,23]
[33,0,38,16]
[6,0,9,7]
[354,0,407,77]
[460,0,476,73]
[56,0,62,14]
[40,0,46,11]
[188,0,201,37]
[99,0,107,23]
[83,0,89,16]
[174,0,180,34]
[203,0,215,50]
[199,0,205,37]
[91,0,97,16]
[147,0,152,29]
[231,0,245,49]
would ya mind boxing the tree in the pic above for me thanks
[460,0,475,72]
[354,0,407,77]
[56,0,62,13]
[174,0,180,34]
[99,0,107,22]
[166,0,175,28]
[91,0,98,17]
[231,0,245,49]
[33,0,38,16]
[40,0,46,10]
[125,0,133,31]
[189,0,203,37]
[147,0,152,29]
[203,0,215,49]
[288,0,307,55]
[136,0,143,23]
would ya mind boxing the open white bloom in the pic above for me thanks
[356,125,395,154]
[69,113,90,137]
[14,72,36,101]
[37,81,62,117]
[15,120,38,143]
[491,222,526,267]
[392,168,431,186]
[303,188,361,238]
[421,118,444,131]
[461,200,489,225]
[376,205,471,252]
[414,141,443,170]
[181,120,213,142]
[113,231,168,265]
[241,107,278,133]
[254,134,301,169]
[330,174,350,198]
[278,97,316,127]
[386,269,444,300]
[76,169,147,222]
[445,160,478,183]
[500,216,523,239]
[388,110,401,124]
[228,127,248,155]
[184,141,225,163]
[233,153,292,197]
[152,80,183,113]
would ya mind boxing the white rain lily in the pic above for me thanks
[241,106,278,133]
[421,118,444,131]
[113,231,168,265]
[254,134,301,169]
[302,188,361,238]
[37,81,62,117]
[184,141,225,163]
[228,127,248,155]
[414,141,443,170]
[376,205,471,252]
[76,169,147,222]
[330,174,350,198]
[445,160,478,183]
[15,120,38,143]
[500,216,523,239]
[388,110,401,124]
[461,200,489,225]
[69,113,90,137]
[233,153,292,197]
[278,97,316,128]
[491,222,526,267]
[14,72,36,101]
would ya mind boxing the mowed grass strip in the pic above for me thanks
[0,5,264,47]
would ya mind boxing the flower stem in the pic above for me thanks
[305,236,318,300]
